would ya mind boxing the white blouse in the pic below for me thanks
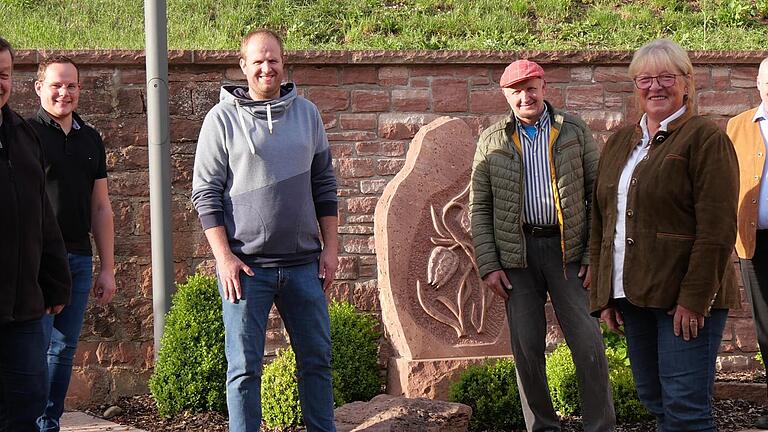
[611,106,687,298]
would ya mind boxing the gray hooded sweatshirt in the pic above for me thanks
[191,83,337,266]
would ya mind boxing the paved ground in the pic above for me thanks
[61,411,147,432]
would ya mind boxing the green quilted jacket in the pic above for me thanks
[470,102,599,278]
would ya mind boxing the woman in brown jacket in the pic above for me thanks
[590,39,739,431]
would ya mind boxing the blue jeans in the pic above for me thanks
[0,318,49,432]
[616,300,727,432]
[38,253,92,432]
[221,261,335,432]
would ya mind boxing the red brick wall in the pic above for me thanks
[11,50,766,405]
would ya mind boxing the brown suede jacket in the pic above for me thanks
[589,111,740,316]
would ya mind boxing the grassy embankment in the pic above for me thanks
[1,0,766,50]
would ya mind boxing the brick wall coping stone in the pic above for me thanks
[14,49,768,66]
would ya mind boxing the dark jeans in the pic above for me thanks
[38,253,93,432]
[0,318,49,432]
[616,299,727,432]
[504,234,615,432]
[740,229,768,388]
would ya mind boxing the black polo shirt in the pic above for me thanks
[29,108,107,255]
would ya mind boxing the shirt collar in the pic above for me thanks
[754,103,767,123]
[36,107,81,131]
[516,104,549,134]
[640,105,687,143]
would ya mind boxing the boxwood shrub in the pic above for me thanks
[448,358,525,432]
[148,273,227,417]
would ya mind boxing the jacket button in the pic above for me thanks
[642,155,649,161]
[759,152,764,157]
[655,136,665,143]
[626,238,634,246]
[626,209,634,217]
[630,178,638,185]
[754,199,758,204]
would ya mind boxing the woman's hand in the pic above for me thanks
[669,304,704,341]
[600,306,624,336]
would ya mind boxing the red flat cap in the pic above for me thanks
[500,60,545,88]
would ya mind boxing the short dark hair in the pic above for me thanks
[240,28,284,60]
[37,55,79,82]
[0,37,14,61]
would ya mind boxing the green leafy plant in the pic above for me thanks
[601,323,630,367]
[545,337,652,423]
[260,301,384,428]
[329,300,383,405]
[546,343,581,416]
[149,273,227,417]
[261,348,303,429]
[610,364,652,423]
[448,359,525,432]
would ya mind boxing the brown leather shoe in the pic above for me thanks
[756,414,768,429]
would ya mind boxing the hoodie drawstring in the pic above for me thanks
[234,99,258,155]
[267,104,273,135]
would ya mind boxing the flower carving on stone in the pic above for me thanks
[416,183,489,338]
[427,246,459,288]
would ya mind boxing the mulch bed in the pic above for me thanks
[92,371,768,432]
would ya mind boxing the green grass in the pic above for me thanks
[1,0,766,50]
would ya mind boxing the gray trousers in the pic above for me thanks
[504,234,615,432]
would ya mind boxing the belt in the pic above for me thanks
[522,224,560,238]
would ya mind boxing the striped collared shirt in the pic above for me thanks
[519,106,557,225]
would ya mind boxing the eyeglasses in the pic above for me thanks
[42,82,80,93]
[633,74,683,90]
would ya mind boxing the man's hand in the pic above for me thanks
[218,253,254,303]
[482,270,510,300]
[93,270,117,305]
[578,265,592,289]
[600,306,624,336]
[669,304,704,341]
[318,248,338,291]
[46,304,65,315]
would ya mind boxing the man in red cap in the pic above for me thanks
[470,59,615,431]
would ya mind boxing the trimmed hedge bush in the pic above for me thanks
[545,335,652,423]
[260,301,384,428]
[149,273,227,417]
[329,300,383,406]
[546,343,580,416]
[448,359,525,432]
[262,349,302,428]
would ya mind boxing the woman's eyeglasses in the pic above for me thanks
[633,74,682,90]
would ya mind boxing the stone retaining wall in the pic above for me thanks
[11,49,767,406]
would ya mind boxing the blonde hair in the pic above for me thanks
[628,39,697,114]
[240,29,283,61]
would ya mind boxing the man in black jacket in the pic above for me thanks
[0,37,71,431]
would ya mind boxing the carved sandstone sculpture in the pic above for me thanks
[375,116,511,399]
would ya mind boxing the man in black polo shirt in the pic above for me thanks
[29,55,116,432]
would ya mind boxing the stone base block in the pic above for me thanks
[387,355,513,400]
[715,382,768,404]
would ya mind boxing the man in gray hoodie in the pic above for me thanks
[192,29,338,432]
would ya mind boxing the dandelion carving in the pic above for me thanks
[416,183,489,338]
